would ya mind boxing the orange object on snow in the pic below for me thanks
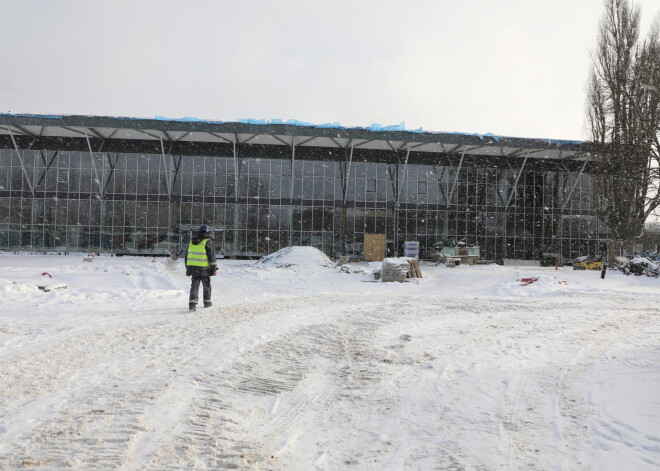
[518,276,567,286]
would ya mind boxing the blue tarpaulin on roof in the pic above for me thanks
[0,112,587,144]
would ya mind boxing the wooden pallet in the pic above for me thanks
[407,259,423,278]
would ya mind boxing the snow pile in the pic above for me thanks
[255,246,335,270]
[628,257,659,273]
[629,256,658,267]
[497,274,569,297]
[0,280,41,296]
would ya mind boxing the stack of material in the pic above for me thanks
[381,258,411,282]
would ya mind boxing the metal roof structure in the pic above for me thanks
[0,113,590,164]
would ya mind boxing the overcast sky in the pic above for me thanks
[1,0,658,141]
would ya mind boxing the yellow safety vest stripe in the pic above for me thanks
[186,239,210,267]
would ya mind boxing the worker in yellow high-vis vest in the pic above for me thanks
[185,224,217,312]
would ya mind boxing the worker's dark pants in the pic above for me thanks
[189,276,211,305]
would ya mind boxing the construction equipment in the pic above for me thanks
[572,256,603,271]
[433,241,480,266]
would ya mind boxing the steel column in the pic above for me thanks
[392,145,412,256]
[340,145,355,256]
[289,136,296,246]
[160,135,174,250]
[233,137,240,254]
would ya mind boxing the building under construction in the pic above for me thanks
[0,113,607,261]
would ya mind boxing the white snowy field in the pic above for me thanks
[0,251,658,471]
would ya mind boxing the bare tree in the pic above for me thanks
[587,0,660,261]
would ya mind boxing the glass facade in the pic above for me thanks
[0,145,609,260]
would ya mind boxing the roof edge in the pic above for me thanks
[0,112,586,151]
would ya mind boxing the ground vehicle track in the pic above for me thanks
[0,293,655,470]
[0,294,390,469]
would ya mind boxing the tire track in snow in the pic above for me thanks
[1,293,656,470]
[144,316,360,469]
[0,294,378,470]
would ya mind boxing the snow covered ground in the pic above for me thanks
[0,251,658,470]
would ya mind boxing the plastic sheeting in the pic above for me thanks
[2,112,587,144]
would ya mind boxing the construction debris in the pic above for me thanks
[37,282,68,292]
[36,272,68,292]
[519,276,567,286]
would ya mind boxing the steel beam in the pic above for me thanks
[447,150,466,204]
[328,137,344,148]
[560,160,588,212]
[160,135,173,197]
[270,135,292,147]
[133,129,162,140]
[340,144,355,256]
[13,125,39,138]
[433,165,448,203]
[86,128,107,140]
[342,145,355,206]
[35,151,58,189]
[446,144,463,155]
[60,126,89,137]
[103,153,117,195]
[240,134,258,145]
[232,135,240,192]
[352,139,374,149]
[295,136,317,147]
[229,135,241,253]
[288,137,297,246]
[7,126,35,195]
[407,142,426,151]
[506,148,526,158]
[84,129,104,195]
[85,128,106,152]
[289,136,296,200]
[205,131,233,144]
[174,131,191,142]
[390,141,416,152]
[505,153,530,209]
